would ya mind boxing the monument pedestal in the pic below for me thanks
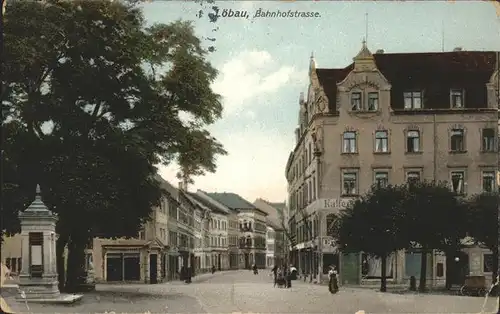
[17,274,60,300]
[16,185,83,304]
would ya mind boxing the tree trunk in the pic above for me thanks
[419,248,428,292]
[492,248,498,290]
[65,234,88,292]
[444,250,453,290]
[380,254,387,292]
[56,233,69,291]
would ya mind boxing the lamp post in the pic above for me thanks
[496,49,500,314]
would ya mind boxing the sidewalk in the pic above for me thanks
[171,269,238,284]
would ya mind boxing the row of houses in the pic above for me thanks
[1,178,288,284]
[285,44,500,287]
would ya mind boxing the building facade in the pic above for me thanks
[0,176,187,284]
[188,191,231,271]
[265,226,276,268]
[200,192,268,269]
[285,44,500,286]
[208,211,229,270]
[253,199,288,267]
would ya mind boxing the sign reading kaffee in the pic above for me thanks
[322,198,352,209]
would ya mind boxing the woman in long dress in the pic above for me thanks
[328,265,339,294]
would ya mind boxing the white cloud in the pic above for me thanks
[211,50,303,116]
[159,128,293,203]
[158,50,305,203]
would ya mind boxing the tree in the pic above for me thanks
[332,184,409,292]
[466,193,498,288]
[403,181,467,292]
[2,0,225,291]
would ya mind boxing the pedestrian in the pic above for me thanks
[180,266,186,281]
[271,265,278,287]
[328,265,339,294]
[252,263,258,275]
[185,266,192,284]
[211,265,216,274]
[286,264,292,288]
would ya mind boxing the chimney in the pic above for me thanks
[453,47,463,52]
[375,49,384,54]
[178,181,184,191]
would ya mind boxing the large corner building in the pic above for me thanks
[285,43,500,286]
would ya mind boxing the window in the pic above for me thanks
[368,92,379,111]
[450,171,465,195]
[406,171,421,184]
[342,172,358,196]
[407,130,420,153]
[450,89,464,108]
[482,128,495,152]
[375,131,389,152]
[403,91,422,109]
[308,143,312,164]
[342,132,357,153]
[138,230,145,240]
[312,176,316,200]
[374,171,389,189]
[482,171,495,193]
[484,253,494,272]
[351,92,361,111]
[450,129,465,152]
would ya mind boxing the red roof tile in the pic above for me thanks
[316,51,497,111]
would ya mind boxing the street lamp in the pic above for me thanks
[495,49,500,314]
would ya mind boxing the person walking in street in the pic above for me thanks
[211,265,216,274]
[271,265,278,287]
[252,263,258,275]
[286,264,292,288]
[328,265,339,294]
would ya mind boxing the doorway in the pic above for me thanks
[244,253,250,269]
[149,254,158,284]
[447,251,469,286]
[218,254,222,270]
[106,254,123,281]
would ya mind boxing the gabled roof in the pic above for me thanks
[267,202,286,213]
[207,192,255,210]
[207,192,268,216]
[188,192,228,215]
[317,50,497,112]
[155,174,179,202]
[266,216,283,231]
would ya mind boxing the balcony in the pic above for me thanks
[239,240,253,249]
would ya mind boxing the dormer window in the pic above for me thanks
[403,91,422,109]
[450,89,464,108]
[368,92,379,111]
[351,92,361,111]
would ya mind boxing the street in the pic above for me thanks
[2,270,499,313]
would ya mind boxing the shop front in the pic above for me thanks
[102,238,167,284]
[168,247,180,281]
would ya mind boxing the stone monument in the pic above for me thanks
[17,184,83,304]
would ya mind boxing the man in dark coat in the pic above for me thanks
[286,264,292,288]
[271,265,278,287]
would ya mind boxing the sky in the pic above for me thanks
[143,0,500,204]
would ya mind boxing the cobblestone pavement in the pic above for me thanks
[3,270,499,313]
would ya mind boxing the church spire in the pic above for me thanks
[353,39,376,72]
[309,51,316,74]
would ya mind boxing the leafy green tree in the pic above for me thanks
[2,0,225,291]
[466,193,499,287]
[403,181,467,292]
[333,184,409,292]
